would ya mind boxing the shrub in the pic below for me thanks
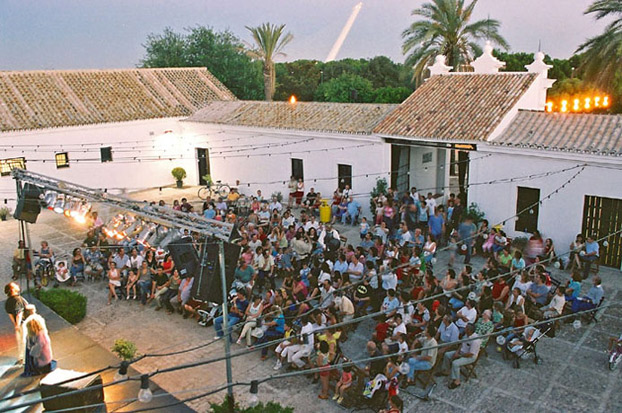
[465,202,486,224]
[111,339,138,361]
[211,399,293,413]
[38,288,87,324]
[171,167,187,181]
[369,177,388,212]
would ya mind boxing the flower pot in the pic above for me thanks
[176,180,183,189]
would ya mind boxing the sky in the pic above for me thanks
[0,0,608,71]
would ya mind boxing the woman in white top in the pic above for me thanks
[107,262,121,305]
[237,295,264,347]
[423,234,437,263]
[512,271,532,296]
[505,287,525,313]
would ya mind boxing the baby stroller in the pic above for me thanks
[502,325,550,368]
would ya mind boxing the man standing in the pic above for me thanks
[458,216,476,264]
[439,323,480,389]
[4,282,27,364]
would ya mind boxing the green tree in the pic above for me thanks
[274,60,322,101]
[576,0,622,90]
[245,23,294,101]
[373,86,413,103]
[362,56,403,88]
[140,26,263,100]
[314,74,375,103]
[140,28,189,68]
[402,0,509,83]
[494,51,534,72]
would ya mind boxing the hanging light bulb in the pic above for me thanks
[248,380,259,407]
[138,375,153,403]
[114,361,129,381]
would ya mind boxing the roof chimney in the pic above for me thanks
[428,55,452,76]
[525,51,555,109]
[470,41,505,74]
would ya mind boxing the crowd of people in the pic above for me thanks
[6,182,609,411]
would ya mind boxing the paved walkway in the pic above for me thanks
[0,185,620,412]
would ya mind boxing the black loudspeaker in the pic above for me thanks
[191,242,241,304]
[13,183,42,223]
[40,369,104,413]
[168,238,200,279]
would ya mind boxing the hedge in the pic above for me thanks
[38,288,87,324]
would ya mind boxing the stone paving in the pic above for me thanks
[1,185,621,412]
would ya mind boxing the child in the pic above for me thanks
[359,217,369,240]
[126,269,139,300]
[300,263,311,288]
[332,365,353,404]
[54,261,69,286]
[448,234,458,268]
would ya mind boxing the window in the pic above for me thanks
[55,152,69,168]
[291,158,304,180]
[100,147,113,163]
[338,164,352,190]
[0,157,25,176]
[515,186,540,233]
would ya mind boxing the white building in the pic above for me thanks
[1,49,620,268]
[0,67,235,202]
[471,111,622,269]
[182,100,396,215]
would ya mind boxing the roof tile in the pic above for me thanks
[0,68,235,132]
[374,73,537,141]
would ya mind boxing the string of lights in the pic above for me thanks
[0,163,589,406]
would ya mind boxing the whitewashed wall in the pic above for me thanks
[468,147,622,253]
[180,122,391,217]
[0,118,194,208]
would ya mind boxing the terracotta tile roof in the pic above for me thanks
[492,110,622,156]
[374,73,538,141]
[186,100,398,134]
[0,68,235,132]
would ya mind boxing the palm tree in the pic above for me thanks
[245,23,294,101]
[402,0,508,83]
[576,0,622,90]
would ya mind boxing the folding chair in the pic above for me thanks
[461,344,487,382]
[584,297,605,324]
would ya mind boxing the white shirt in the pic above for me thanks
[268,201,283,212]
[426,198,437,213]
[301,322,315,348]
[318,271,331,284]
[381,272,398,291]
[547,294,566,315]
[456,306,477,328]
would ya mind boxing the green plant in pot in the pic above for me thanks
[171,167,187,189]
[111,338,137,361]
[0,206,9,221]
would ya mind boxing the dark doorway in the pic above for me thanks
[390,144,410,192]
[338,164,352,190]
[515,186,540,233]
[291,158,304,180]
[197,148,210,185]
[582,195,622,268]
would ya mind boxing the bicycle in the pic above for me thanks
[198,180,230,200]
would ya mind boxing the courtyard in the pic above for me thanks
[1,184,621,412]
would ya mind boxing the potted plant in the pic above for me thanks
[111,338,137,361]
[0,206,9,221]
[171,167,187,189]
